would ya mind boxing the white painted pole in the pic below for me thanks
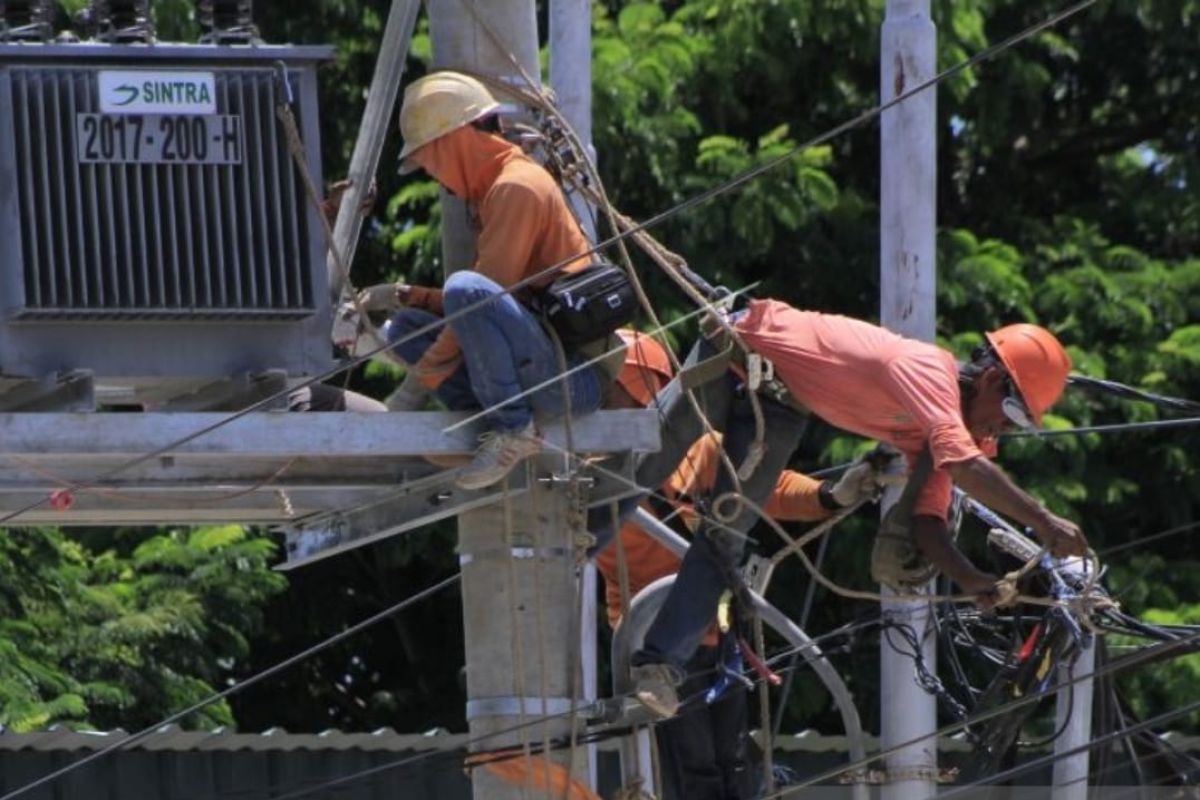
[549,0,597,240]
[880,1,938,798]
[1052,638,1095,797]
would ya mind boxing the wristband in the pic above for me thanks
[817,480,841,511]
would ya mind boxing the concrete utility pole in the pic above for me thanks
[549,0,600,790]
[429,0,539,273]
[549,0,597,241]
[879,1,938,799]
[426,3,591,798]
[1052,637,1096,797]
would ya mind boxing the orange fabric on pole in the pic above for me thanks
[466,752,602,800]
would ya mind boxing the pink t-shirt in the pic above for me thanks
[734,299,994,519]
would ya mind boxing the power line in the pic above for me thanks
[0,0,1103,528]
[0,573,462,800]
[756,630,1200,799]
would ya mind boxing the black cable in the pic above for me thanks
[0,0,1104,530]
[214,616,884,800]
[938,698,1200,797]
[1068,374,1200,416]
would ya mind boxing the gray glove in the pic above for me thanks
[357,282,408,313]
[829,459,882,507]
[385,372,428,412]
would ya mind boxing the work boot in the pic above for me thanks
[631,662,682,719]
[454,421,542,490]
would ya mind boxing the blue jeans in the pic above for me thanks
[385,308,479,412]
[436,271,604,431]
[605,338,808,671]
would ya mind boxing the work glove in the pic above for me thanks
[828,458,883,507]
[330,301,361,350]
[385,372,428,412]
[357,282,409,313]
[321,178,377,226]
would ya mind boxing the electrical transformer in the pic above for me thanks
[0,42,335,408]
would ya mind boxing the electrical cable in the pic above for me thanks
[750,629,1200,799]
[1068,374,1200,416]
[206,617,883,800]
[0,0,1104,531]
[0,572,463,800]
[937,699,1200,798]
[1005,415,1200,438]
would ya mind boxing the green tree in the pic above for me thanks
[0,526,284,731]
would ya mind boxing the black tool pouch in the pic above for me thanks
[536,263,638,346]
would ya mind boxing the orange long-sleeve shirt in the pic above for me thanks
[594,433,831,631]
[406,126,592,389]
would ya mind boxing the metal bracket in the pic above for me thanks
[459,546,571,567]
[0,370,95,411]
[466,696,602,721]
[277,466,531,570]
[158,370,289,411]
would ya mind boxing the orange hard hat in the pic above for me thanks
[615,329,674,407]
[985,323,1071,425]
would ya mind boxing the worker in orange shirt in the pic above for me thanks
[355,71,624,490]
[619,301,1087,717]
[595,330,880,799]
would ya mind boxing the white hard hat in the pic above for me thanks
[397,71,502,173]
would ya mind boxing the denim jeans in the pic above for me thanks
[610,338,808,671]
[439,270,604,431]
[384,307,479,412]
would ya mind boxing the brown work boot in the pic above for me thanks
[454,421,542,490]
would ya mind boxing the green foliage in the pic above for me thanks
[28,0,1190,741]
[0,526,284,731]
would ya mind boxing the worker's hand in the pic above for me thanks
[322,178,377,226]
[1032,512,1088,559]
[357,282,409,313]
[385,373,428,412]
[330,302,361,350]
[958,569,1003,610]
[828,459,883,507]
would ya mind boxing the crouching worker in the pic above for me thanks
[356,71,625,489]
[612,301,1086,717]
[596,330,881,789]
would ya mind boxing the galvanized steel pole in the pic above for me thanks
[880,1,939,798]
[426,3,589,798]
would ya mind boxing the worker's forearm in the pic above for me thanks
[912,517,993,593]
[946,456,1052,531]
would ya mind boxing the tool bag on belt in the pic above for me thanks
[870,447,937,590]
[534,262,638,346]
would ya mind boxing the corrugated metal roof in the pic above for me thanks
[8,725,1198,753]
[0,725,469,753]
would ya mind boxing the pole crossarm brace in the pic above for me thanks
[0,410,660,527]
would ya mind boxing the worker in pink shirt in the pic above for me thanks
[622,299,1085,718]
